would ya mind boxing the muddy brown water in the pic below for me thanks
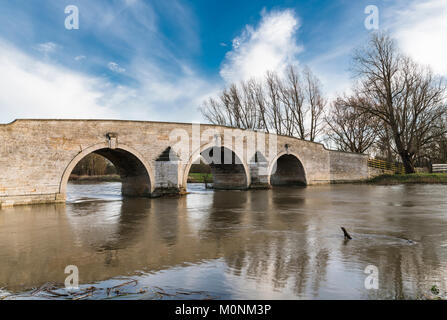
[1,182,447,299]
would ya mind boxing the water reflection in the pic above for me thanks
[0,182,447,299]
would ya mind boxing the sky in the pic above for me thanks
[0,0,446,124]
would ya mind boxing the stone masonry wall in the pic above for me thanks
[329,151,369,182]
[0,120,369,207]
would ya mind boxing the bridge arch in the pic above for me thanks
[183,142,251,190]
[268,151,307,186]
[60,143,155,198]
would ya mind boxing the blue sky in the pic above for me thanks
[0,0,446,123]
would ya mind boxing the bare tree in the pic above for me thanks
[280,66,305,138]
[325,95,378,153]
[352,33,447,173]
[201,80,266,130]
[374,123,396,162]
[264,71,283,134]
[200,65,327,142]
[201,97,229,126]
[303,67,326,141]
[414,115,447,166]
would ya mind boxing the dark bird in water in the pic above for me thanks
[341,227,352,240]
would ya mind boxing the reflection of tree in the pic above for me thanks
[222,234,332,297]
[337,186,446,299]
[292,252,310,296]
[310,248,329,297]
[355,242,444,299]
[217,188,331,297]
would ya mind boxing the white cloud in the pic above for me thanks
[106,57,220,122]
[124,0,139,6]
[220,9,302,83]
[74,55,86,61]
[0,40,219,124]
[108,62,126,73]
[0,41,119,123]
[0,1,217,124]
[36,42,58,56]
[391,0,447,75]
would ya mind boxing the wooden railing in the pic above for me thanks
[368,158,405,174]
[432,164,447,173]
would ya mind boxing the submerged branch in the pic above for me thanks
[341,227,352,240]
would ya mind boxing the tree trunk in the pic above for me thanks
[400,152,415,174]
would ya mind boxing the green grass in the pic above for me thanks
[367,173,447,185]
[188,173,213,183]
[69,174,121,182]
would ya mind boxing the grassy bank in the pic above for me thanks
[69,174,121,182]
[368,173,447,185]
[188,173,213,183]
[69,173,447,185]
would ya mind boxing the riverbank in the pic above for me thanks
[68,173,447,185]
[69,174,121,182]
[187,173,213,183]
[69,173,213,183]
[367,173,447,185]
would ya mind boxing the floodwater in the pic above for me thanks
[1,182,447,300]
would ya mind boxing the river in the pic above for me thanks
[1,182,447,299]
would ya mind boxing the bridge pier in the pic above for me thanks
[210,164,248,190]
[153,150,184,197]
[248,152,271,189]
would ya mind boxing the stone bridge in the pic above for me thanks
[0,120,368,207]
